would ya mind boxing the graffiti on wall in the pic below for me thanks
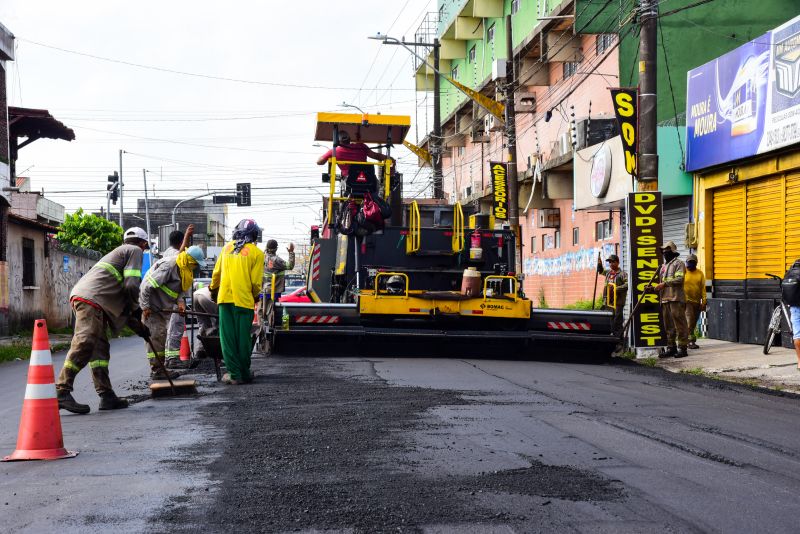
[523,244,617,276]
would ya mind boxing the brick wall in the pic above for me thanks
[521,199,622,308]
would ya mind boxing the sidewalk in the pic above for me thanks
[649,338,800,393]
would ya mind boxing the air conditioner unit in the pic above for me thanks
[558,133,570,155]
[576,118,619,150]
[492,59,507,81]
[484,114,503,132]
[537,208,560,228]
[470,127,489,143]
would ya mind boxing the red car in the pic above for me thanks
[279,286,312,303]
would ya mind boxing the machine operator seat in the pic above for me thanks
[344,163,379,197]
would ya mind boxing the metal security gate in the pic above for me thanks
[745,176,784,278]
[712,185,746,281]
[662,197,691,258]
[786,173,800,266]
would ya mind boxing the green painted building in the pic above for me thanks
[576,0,796,123]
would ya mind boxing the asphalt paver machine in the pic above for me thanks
[261,112,617,357]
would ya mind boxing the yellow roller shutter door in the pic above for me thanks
[786,173,800,268]
[712,185,745,279]
[745,176,784,278]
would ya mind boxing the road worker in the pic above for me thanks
[656,241,689,358]
[210,219,264,385]
[683,254,706,349]
[140,245,206,378]
[597,254,628,346]
[316,131,395,176]
[192,284,218,359]
[163,224,194,369]
[264,239,295,301]
[56,227,151,414]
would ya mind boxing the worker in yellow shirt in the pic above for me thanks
[210,219,265,384]
[683,254,706,350]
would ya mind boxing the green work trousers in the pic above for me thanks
[218,303,254,381]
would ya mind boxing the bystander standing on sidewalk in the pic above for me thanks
[783,258,800,371]
[684,254,706,350]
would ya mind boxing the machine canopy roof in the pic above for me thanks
[314,112,410,145]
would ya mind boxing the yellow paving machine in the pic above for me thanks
[258,112,617,357]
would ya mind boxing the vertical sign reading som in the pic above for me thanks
[489,162,508,220]
[610,88,638,179]
[626,191,665,347]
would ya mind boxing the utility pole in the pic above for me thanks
[142,169,152,246]
[637,0,658,190]
[504,15,521,271]
[432,38,443,199]
[118,149,124,228]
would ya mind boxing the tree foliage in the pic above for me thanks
[56,209,123,255]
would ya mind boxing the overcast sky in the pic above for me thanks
[1,0,434,245]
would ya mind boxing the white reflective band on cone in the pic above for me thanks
[24,383,57,400]
[29,349,53,366]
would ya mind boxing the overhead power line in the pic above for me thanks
[19,38,417,92]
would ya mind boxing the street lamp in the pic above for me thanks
[369,33,443,199]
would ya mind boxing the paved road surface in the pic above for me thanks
[2,339,800,533]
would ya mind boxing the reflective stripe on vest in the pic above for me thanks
[145,273,179,299]
[96,261,123,283]
[124,269,142,279]
[89,360,110,369]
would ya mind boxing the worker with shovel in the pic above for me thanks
[55,227,152,414]
[140,246,206,380]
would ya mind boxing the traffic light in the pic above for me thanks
[236,182,251,207]
[107,172,119,204]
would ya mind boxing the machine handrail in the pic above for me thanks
[327,156,393,225]
[374,272,409,299]
[406,201,421,254]
[606,282,616,309]
[483,275,518,302]
[452,203,465,254]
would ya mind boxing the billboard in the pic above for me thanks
[686,14,800,172]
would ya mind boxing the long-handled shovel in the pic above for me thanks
[591,252,601,310]
[144,335,198,397]
[619,270,659,342]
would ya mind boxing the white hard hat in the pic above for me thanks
[123,227,148,242]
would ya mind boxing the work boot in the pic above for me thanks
[659,346,677,358]
[222,373,242,385]
[688,341,700,350]
[57,390,90,415]
[98,391,129,410]
[151,368,180,380]
[676,346,689,358]
[165,357,190,370]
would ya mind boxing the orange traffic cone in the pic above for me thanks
[179,324,191,362]
[3,319,78,461]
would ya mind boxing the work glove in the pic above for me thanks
[128,317,151,339]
